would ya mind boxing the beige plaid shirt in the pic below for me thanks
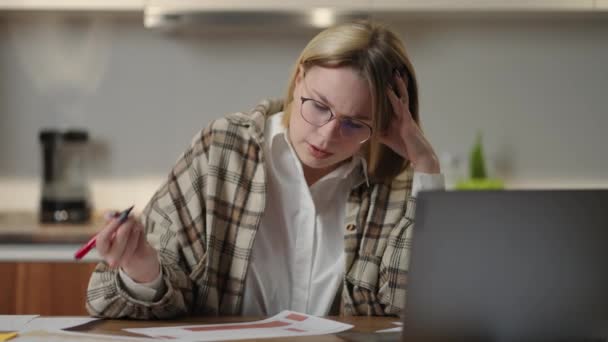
[86,99,416,319]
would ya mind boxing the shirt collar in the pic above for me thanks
[353,155,370,188]
[325,153,368,186]
[265,110,288,152]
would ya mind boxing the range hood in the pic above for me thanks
[143,0,599,31]
[1,0,600,30]
[143,0,373,30]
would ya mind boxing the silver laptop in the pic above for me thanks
[403,190,608,342]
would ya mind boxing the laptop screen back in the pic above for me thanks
[403,190,608,342]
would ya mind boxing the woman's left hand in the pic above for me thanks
[379,70,440,174]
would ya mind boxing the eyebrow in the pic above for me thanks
[310,87,371,122]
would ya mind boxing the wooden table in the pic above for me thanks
[69,316,400,341]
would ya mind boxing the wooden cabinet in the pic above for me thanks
[372,0,594,11]
[0,0,143,11]
[596,0,608,9]
[0,262,97,315]
[0,263,17,314]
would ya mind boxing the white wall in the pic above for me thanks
[1,13,607,209]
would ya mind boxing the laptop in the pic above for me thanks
[402,190,608,342]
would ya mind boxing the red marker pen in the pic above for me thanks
[74,205,134,260]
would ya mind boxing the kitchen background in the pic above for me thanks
[1,6,607,212]
[0,2,607,316]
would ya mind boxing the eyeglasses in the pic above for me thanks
[299,97,373,144]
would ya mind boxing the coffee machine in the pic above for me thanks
[39,129,92,223]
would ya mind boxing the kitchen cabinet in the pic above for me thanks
[372,0,594,11]
[145,0,373,12]
[0,0,603,13]
[0,262,97,315]
[0,212,102,315]
[144,0,596,12]
[0,0,143,11]
[0,263,17,314]
[596,0,608,9]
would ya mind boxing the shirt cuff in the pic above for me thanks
[412,172,445,197]
[118,266,164,302]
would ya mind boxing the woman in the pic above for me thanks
[86,20,444,319]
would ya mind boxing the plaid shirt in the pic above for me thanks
[86,99,416,319]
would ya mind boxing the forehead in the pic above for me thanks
[304,66,372,121]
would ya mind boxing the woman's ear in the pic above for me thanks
[295,64,305,86]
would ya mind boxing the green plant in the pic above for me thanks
[471,132,487,179]
[455,131,504,190]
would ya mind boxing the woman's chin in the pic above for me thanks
[301,157,333,169]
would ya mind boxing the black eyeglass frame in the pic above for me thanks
[299,96,373,144]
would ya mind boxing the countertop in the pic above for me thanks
[0,211,101,244]
[0,211,103,261]
[0,244,101,261]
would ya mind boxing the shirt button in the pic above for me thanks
[346,224,356,232]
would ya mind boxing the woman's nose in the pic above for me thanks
[317,118,341,139]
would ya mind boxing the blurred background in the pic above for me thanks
[1,0,607,211]
[1,0,608,317]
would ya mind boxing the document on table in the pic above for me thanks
[0,316,103,341]
[0,315,98,333]
[125,310,353,341]
[20,317,100,332]
[0,316,38,331]
[376,321,403,333]
[12,329,160,341]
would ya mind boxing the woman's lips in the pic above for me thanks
[307,143,333,159]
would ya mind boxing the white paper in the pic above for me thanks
[0,315,38,331]
[376,321,403,333]
[125,310,353,341]
[376,326,402,333]
[13,329,162,342]
[20,317,100,332]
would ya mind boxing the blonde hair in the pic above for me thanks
[282,21,420,182]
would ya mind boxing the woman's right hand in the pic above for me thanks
[96,211,161,283]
